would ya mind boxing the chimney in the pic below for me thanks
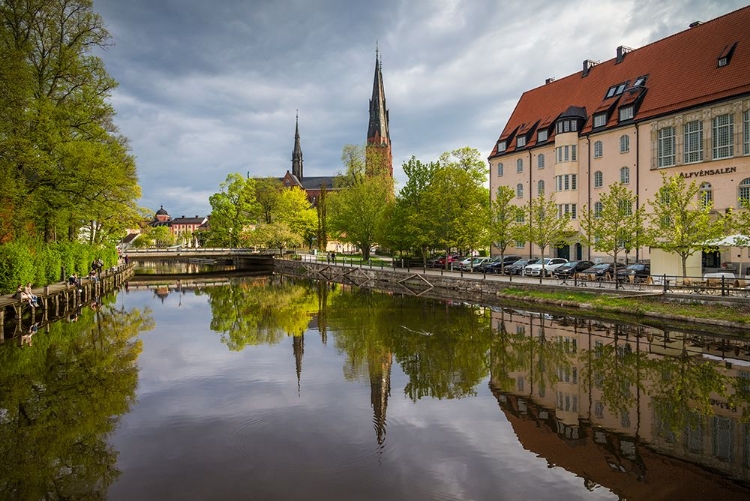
[582,59,599,77]
[545,77,555,85]
[689,21,702,28]
[616,46,632,64]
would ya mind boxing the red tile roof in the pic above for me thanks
[490,6,750,158]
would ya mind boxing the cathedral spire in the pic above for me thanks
[292,110,303,180]
[367,46,392,176]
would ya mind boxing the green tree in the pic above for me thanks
[580,183,647,283]
[328,175,391,260]
[207,173,260,247]
[490,186,525,273]
[274,187,317,247]
[649,174,726,278]
[255,177,284,224]
[522,194,572,277]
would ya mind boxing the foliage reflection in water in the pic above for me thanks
[4,275,750,500]
[0,298,154,499]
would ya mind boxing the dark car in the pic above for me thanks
[504,258,539,275]
[475,256,504,273]
[485,255,523,273]
[581,263,615,280]
[553,260,595,278]
[616,262,651,282]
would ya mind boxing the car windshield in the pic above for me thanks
[592,264,610,270]
[626,264,646,270]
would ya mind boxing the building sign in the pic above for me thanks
[679,166,736,179]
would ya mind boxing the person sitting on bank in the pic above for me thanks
[16,284,35,307]
[69,273,81,289]
[24,282,40,307]
[88,269,99,283]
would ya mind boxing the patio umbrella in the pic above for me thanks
[704,234,750,247]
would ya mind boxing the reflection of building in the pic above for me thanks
[490,309,750,493]
[488,6,750,268]
[370,351,392,446]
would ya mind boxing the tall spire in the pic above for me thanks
[367,45,392,176]
[292,110,303,180]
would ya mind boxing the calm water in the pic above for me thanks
[2,275,750,500]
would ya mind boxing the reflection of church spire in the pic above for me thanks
[370,350,393,446]
[317,282,328,345]
[293,334,304,396]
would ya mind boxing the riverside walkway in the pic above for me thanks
[0,263,134,340]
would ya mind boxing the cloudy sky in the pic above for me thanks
[93,0,747,218]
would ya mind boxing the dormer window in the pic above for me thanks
[718,42,738,67]
[538,130,548,142]
[555,119,578,134]
[633,75,648,87]
[516,136,526,148]
[497,140,507,152]
[619,106,634,122]
[593,113,607,128]
[604,81,629,99]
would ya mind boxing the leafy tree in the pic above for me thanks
[580,183,647,282]
[246,222,303,252]
[149,226,175,248]
[490,186,525,273]
[522,194,572,277]
[274,187,317,247]
[255,177,284,224]
[649,174,726,277]
[207,173,260,247]
[317,184,328,251]
[327,175,391,260]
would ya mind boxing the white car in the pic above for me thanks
[524,258,568,277]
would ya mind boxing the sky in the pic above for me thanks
[93,0,748,218]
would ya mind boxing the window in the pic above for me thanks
[571,121,577,132]
[593,113,607,128]
[594,141,603,158]
[556,147,562,163]
[497,162,503,177]
[572,145,577,161]
[620,134,630,153]
[564,146,569,162]
[619,106,634,121]
[556,176,562,192]
[658,126,676,167]
[564,121,570,132]
[517,136,526,148]
[515,240,525,248]
[571,203,577,220]
[571,174,577,190]
[497,140,506,152]
[516,183,524,198]
[618,199,632,216]
[538,154,545,169]
[564,175,570,190]
[740,178,750,204]
[684,120,703,163]
[516,158,523,173]
[713,114,734,159]
[538,129,548,142]
[744,110,749,155]
[620,166,630,184]
[594,171,603,188]
[538,180,545,196]
[594,201,603,218]
[700,182,713,208]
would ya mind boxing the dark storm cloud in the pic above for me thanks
[92,0,748,217]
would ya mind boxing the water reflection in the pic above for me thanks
[489,309,750,498]
[0,298,153,499]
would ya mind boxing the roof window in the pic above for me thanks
[593,113,607,128]
[497,140,506,152]
[718,41,737,67]
[516,136,526,148]
[605,81,629,99]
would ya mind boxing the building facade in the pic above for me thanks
[488,7,750,268]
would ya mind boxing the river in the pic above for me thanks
[1,274,749,500]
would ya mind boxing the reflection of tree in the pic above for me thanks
[579,326,648,422]
[0,300,151,499]
[206,276,321,350]
[647,337,731,436]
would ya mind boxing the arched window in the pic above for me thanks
[620,166,630,184]
[699,182,713,208]
[594,171,603,188]
[538,180,545,196]
[620,134,630,153]
[516,183,524,199]
[516,158,523,173]
[594,201,603,218]
[497,162,504,177]
[594,141,603,158]
[538,154,545,169]
[740,178,750,205]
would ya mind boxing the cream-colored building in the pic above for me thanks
[489,7,750,273]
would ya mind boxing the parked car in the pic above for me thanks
[428,254,460,268]
[485,255,523,274]
[504,258,539,275]
[581,263,615,280]
[616,262,651,282]
[553,260,595,279]
[457,256,489,271]
[475,256,504,273]
[524,257,568,277]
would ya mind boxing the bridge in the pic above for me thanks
[123,248,277,259]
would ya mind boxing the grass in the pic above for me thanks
[499,287,750,325]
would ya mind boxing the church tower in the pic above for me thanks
[366,47,392,177]
[292,111,303,180]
